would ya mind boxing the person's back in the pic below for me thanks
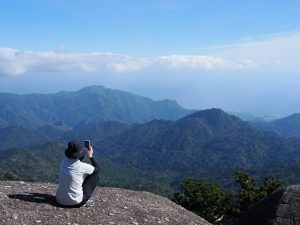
[56,157,94,205]
[56,140,100,207]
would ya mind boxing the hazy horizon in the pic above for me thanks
[1,0,300,115]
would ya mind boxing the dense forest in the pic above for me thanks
[1,86,300,224]
[1,107,300,198]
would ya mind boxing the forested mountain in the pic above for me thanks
[0,127,53,152]
[2,108,300,196]
[36,121,132,142]
[0,141,174,195]
[0,85,193,129]
[65,121,132,142]
[251,113,300,137]
[97,108,300,173]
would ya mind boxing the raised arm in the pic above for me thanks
[87,146,100,174]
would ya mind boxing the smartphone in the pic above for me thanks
[84,140,90,149]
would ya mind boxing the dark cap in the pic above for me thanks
[65,140,84,159]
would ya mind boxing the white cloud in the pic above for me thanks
[0,48,257,76]
[159,55,256,70]
[108,57,152,73]
[1,32,300,77]
[0,48,153,76]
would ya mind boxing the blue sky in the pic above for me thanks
[1,0,300,115]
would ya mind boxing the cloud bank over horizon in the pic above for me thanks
[1,32,299,77]
[0,48,257,77]
[1,32,300,115]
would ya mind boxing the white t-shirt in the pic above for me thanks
[56,157,94,205]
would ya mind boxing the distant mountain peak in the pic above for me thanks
[187,108,225,116]
[180,108,246,135]
[0,85,193,128]
[77,85,109,93]
[185,108,238,123]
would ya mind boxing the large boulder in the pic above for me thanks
[235,185,300,225]
[0,181,211,225]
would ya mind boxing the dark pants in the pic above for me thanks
[81,173,99,205]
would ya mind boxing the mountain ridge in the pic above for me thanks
[96,108,300,173]
[0,85,193,128]
[2,107,300,196]
[251,112,300,137]
[0,127,53,153]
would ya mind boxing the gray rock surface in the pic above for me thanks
[0,181,211,225]
[235,185,300,225]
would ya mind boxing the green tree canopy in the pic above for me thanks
[173,171,283,224]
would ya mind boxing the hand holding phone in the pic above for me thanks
[84,140,90,149]
[84,140,93,157]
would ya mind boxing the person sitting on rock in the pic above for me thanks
[56,140,99,207]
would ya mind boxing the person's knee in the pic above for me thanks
[89,173,99,186]
[91,173,99,182]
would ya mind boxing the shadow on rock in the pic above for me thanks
[235,189,286,225]
[8,193,61,207]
